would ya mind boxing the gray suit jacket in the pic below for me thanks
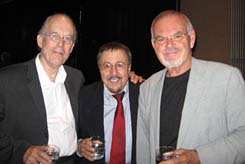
[0,58,85,164]
[137,57,245,164]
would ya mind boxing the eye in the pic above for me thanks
[63,36,73,43]
[154,36,166,43]
[49,33,60,41]
[173,34,184,40]
[116,62,124,68]
[157,37,165,42]
[103,63,112,70]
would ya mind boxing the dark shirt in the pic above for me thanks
[159,70,190,148]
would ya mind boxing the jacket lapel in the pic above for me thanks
[26,59,47,125]
[65,78,78,125]
[128,82,140,164]
[177,58,207,147]
[95,82,105,138]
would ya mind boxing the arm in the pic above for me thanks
[173,68,245,164]
[129,71,144,84]
[0,102,52,164]
[0,133,13,164]
[197,68,245,163]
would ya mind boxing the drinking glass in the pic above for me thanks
[46,144,60,163]
[155,146,176,163]
[90,136,105,160]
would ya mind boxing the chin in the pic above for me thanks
[109,87,121,94]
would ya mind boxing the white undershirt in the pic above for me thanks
[35,54,77,156]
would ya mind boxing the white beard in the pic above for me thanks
[163,57,183,69]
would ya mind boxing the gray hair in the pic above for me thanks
[150,10,194,39]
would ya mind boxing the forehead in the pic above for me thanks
[100,49,128,62]
[46,16,75,34]
[153,15,187,35]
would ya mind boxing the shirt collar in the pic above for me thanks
[104,81,129,100]
[35,53,67,86]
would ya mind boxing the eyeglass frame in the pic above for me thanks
[152,32,189,44]
[99,62,130,72]
[42,32,75,45]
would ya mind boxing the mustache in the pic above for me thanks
[108,76,122,81]
[165,47,179,53]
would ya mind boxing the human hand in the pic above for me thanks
[78,138,96,161]
[159,148,200,164]
[129,71,144,84]
[23,145,52,164]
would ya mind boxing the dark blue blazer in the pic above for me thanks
[78,81,139,164]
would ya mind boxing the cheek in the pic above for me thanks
[155,51,166,61]
[65,45,74,54]
[121,71,130,81]
[154,44,163,51]
[100,71,108,81]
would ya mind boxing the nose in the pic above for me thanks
[109,65,119,75]
[165,38,174,47]
[57,37,65,46]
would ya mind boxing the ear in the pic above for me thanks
[128,64,131,72]
[151,39,156,49]
[37,34,43,49]
[69,43,75,53]
[189,30,196,48]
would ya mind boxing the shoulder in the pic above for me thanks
[129,82,140,93]
[193,58,242,78]
[64,65,85,85]
[80,81,103,93]
[0,60,32,80]
[79,81,103,102]
[64,65,84,77]
[141,69,166,88]
[194,58,236,70]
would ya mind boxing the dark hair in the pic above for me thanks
[97,41,132,66]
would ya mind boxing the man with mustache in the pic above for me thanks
[136,10,245,164]
[77,42,140,164]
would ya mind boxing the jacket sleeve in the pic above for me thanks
[197,68,245,164]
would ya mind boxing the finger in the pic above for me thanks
[38,151,52,163]
[83,153,95,162]
[81,145,95,157]
[38,145,50,151]
[23,156,36,164]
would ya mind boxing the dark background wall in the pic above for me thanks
[0,0,179,84]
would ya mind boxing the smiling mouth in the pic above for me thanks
[109,77,121,83]
[53,51,64,55]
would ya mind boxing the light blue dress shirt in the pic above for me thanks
[103,82,132,164]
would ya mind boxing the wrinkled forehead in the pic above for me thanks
[153,14,188,35]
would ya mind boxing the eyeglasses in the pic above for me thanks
[153,32,189,44]
[99,62,129,72]
[42,32,74,45]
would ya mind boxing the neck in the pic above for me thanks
[39,56,59,82]
[167,56,192,77]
